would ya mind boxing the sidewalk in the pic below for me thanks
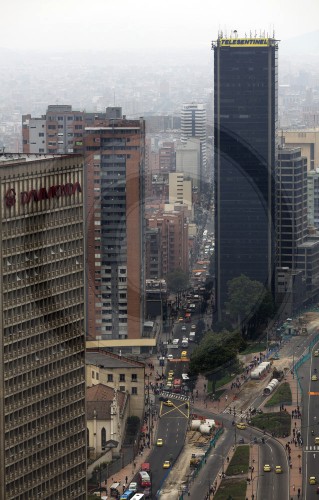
[277,370,303,500]
[99,353,160,496]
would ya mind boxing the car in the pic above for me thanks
[163,400,174,407]
[238,437,245,444]
[129,482,138,491]
[315,436,319,445]
[314,350,319,357]
[156,438,163,446]
[166,381,172,388]
[182,373,189,380]
[181,325,187,331]
[236,422,246,430]
[168,370,174,377]
[263,464,271,472]
[163,460,171,469]
[312,374,318,381]
[167,354,173,360]
[309,476,317,485]
[172,338,179,345]
[275,466,283,474]
[181,351,187,358]
[178,317,184,322]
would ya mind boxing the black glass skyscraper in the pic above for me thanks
[213,35,278,321]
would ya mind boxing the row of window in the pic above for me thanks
[92,372,138,382]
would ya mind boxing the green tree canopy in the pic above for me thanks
[166,268,189,293]
[226,274,266,327]
[189,330,243,377]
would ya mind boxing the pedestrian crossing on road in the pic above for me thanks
[159,390,190,401]
[305,445,319,452]
[222,405,247,420]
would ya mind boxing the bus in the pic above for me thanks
[120,490,136,500]
[131,494,145,500]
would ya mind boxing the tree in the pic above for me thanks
[226,274,267,332]
[166,268,189,293]
[189,330,244,392]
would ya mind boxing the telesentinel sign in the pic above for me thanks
[5,182,82,208]
[219,38,270,47]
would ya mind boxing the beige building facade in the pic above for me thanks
[86,350,145,420]
[281,128,319,170]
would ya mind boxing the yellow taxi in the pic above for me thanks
[156,438,163,446]
[309,476,317,485]
[315,437,319,445]
[163,400,174,407]
[275,466,283,474]
[312,374,318,381]
[236,422,246,430]
[163,460,171,469]
[314,350,319,357]
[263,464,271,472]
[168,370,174,377]
[181,351,187,359]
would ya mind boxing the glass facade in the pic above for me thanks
[213,38,278,319]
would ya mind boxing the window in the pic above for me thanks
[119,374,125,382]
[101,427,106,448]
[92,371,95,379]
[119,386,125,392]
[131,387,138,395]
[131,374,137,382]
[107,374,113,382]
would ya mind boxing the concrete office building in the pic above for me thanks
[277,146,319,312]
[0,153,86,499]
[175,137,201,189]
[181,104,207,188]
[213,34,278,320]
[307,169,319,229]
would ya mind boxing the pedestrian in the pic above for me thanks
[125,476,128,484]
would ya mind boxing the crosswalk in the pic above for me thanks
[222,406,247,420]
[305,445,319,452]
[159,390,190,401]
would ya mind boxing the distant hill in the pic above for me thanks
[280,30,319,60]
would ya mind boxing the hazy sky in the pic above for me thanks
[2,0,318,52]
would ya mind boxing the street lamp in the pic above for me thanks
[292,345,300,379]
[250,474,264,500]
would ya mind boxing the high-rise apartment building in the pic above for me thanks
[85,118,146,345]
[0,153,86,499]
[213,35,278,320]
[22,108,150,351]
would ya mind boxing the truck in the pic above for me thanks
[173,378,182,393]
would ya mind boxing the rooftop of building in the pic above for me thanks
[86,383,127,420]
[86,348,145,369]
[0,152,82,164]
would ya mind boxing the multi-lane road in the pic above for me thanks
[299,345,319,499]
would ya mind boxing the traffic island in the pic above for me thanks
[250,411,291,437]
[213,445,249,500]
